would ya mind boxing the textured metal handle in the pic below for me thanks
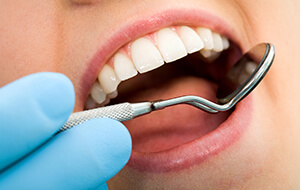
[59,103,134,132]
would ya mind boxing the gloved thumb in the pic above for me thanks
[0,118,132,190]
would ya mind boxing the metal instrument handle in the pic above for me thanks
[59,103,134,132]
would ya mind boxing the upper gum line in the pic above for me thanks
[85,25,230,109]
[108,25,224,64]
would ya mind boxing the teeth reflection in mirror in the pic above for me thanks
[156,28,187,63]
[238,73,249,85]
[107,90,118,99]
[113,53,138,81]
[200,49,221,62]
[178,26,204,54]
[85,95,100,110]
[212,32,223,52]
[222,36,230,50]
[196,27,214,50]
[90,82,107,104]
[98,65,120,94]
[131,38,164,73]
[245,61,257,74]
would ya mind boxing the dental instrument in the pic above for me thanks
[59,43,275,132]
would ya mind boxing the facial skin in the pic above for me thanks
[1,0,300,189]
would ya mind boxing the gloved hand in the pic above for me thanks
[0,72,132,190]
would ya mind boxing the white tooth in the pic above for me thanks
[222,36,230,50]
[131,38,164,73]
[85,95,100,110]
[200,49,221,62]
[212,32,223,52]
[99,97,110,107]
[156,28,187,63]
[113,53,138,81]
[107,90,118,99]
[200,49,213,58]
[196,27,214,50]
[90,82,107,104]
[98,65,120,94]
[178,26,204,54]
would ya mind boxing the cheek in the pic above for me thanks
[0,1,62,87]
[244,0,300,145]
[246,1,300,184]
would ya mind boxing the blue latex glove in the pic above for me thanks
[0,72,132,190]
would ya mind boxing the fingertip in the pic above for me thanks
[70,118,132,181]
[31,72,75,121]
[1,72,75,126]
[0,72,75,170]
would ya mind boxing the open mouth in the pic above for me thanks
[83,23,250,173]
[85,26,233,108]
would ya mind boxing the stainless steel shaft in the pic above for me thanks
[58,97,217,134]
[59,103,134,132]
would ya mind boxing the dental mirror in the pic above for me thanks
[60,43,275,132]
[151,43,275,113]
[217,43,274,104]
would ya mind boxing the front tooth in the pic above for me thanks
[222,36,230,50]
[113,53,138,81]
[156,28,187,63]
[212,32,223,52]
[90,82,107,104]
[98,65,120,94]
[196,27,214,50]
[178,26,204,54]
[131,38,164,73]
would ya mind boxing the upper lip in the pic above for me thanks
[78,7,245,110]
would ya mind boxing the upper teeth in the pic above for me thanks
[131,37,164,73]
[85,25,230,109]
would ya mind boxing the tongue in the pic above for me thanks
[122,76,230,153]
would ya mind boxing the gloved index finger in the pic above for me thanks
[0,72,75,171]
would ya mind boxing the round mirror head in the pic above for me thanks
[216,43,275,105]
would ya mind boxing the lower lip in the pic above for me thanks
[127,96,252,173]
